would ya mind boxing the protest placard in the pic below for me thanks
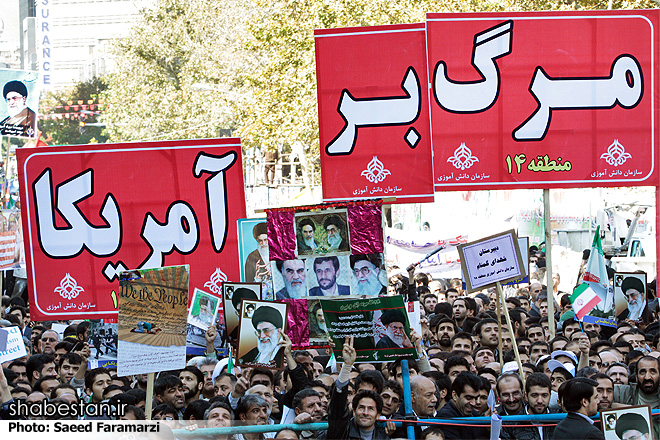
[0,210,24,271]
[407,301,422,337]
[308,299,328,345]
[188,288,220,331]
[51,323,68,340]
[18,138,246,321]
[306,255,352,297]
[223,282,261,342]
[315,23,435,203]
[237,299,288,369]
[295,209,351,256]
[186,318,229,357]
[238,218,273,300]
[267,201,384,262]
[600,405,653,440]
[614,271,648,323]
[502,237,530,286]
[458,230,526,292]
[0,328,6,352]
[317,11,660,192]
[279,298,331,350]
[0,326,27,363]
[0,69,39,139]
[117,265,189,376]
[320,295,416,363]
[87,321,117,369]
[271,259,309,300]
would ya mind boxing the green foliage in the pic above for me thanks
[39,77,109,146]
[102,0,251,142]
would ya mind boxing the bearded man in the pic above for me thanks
[436,318,457,351]
[244,222,270,283]
[297,218,319,252]
[0,80,36,137]
[275,259,307,299]
[618,276,648,321]
[350,254,386,296]
[323,215,349,251]
[242,305,284,367]
[614,356,660,438]
[376,310,412,349]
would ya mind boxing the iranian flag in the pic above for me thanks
[583,226,609,289]
[570,283,602,320]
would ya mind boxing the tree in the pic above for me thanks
[101,0,254,143]
[39,77,109,145]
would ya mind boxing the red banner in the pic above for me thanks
[315,10,659,196]
[315,23,435,203]
[18,138,246,321]
[428,10,658,190]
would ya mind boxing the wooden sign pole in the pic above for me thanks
[497,281,526,387]
[496,293,504,367]
[145,372,155,420]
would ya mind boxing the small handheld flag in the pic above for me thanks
[570,283,602,320]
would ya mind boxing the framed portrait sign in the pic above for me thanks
[237,218,274,300]
[613,271,648,323]
[187,288,220,331]
[295,209,351,257]
[237,299,288,369]
[600,405,652,440]
[222,282,261,342]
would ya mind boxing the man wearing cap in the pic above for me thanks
[297,218,319,252]
[376,310,412,349]
[323,215,349,251]
[229,288,259,340]
[244,222,270,283]
[309,256,350,296]
[351,254,386,296]
[618,276,647,321]
[615,413,651,440]
[0,80,36,137]
[548,358,575,393]
[242,305,284,366]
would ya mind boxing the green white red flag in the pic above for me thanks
[570,283,602,320]
[582,225,609,289]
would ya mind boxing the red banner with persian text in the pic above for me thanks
[429,10,659,190]
[315,23,435,203]
[315,10,659,197]
[18,138,246,321]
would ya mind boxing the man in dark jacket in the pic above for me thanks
[435,371,489,440]
[501,373,556,440]
[552,378,604,440]
[325,337,390,440]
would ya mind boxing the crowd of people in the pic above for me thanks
[1,249,659,440]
